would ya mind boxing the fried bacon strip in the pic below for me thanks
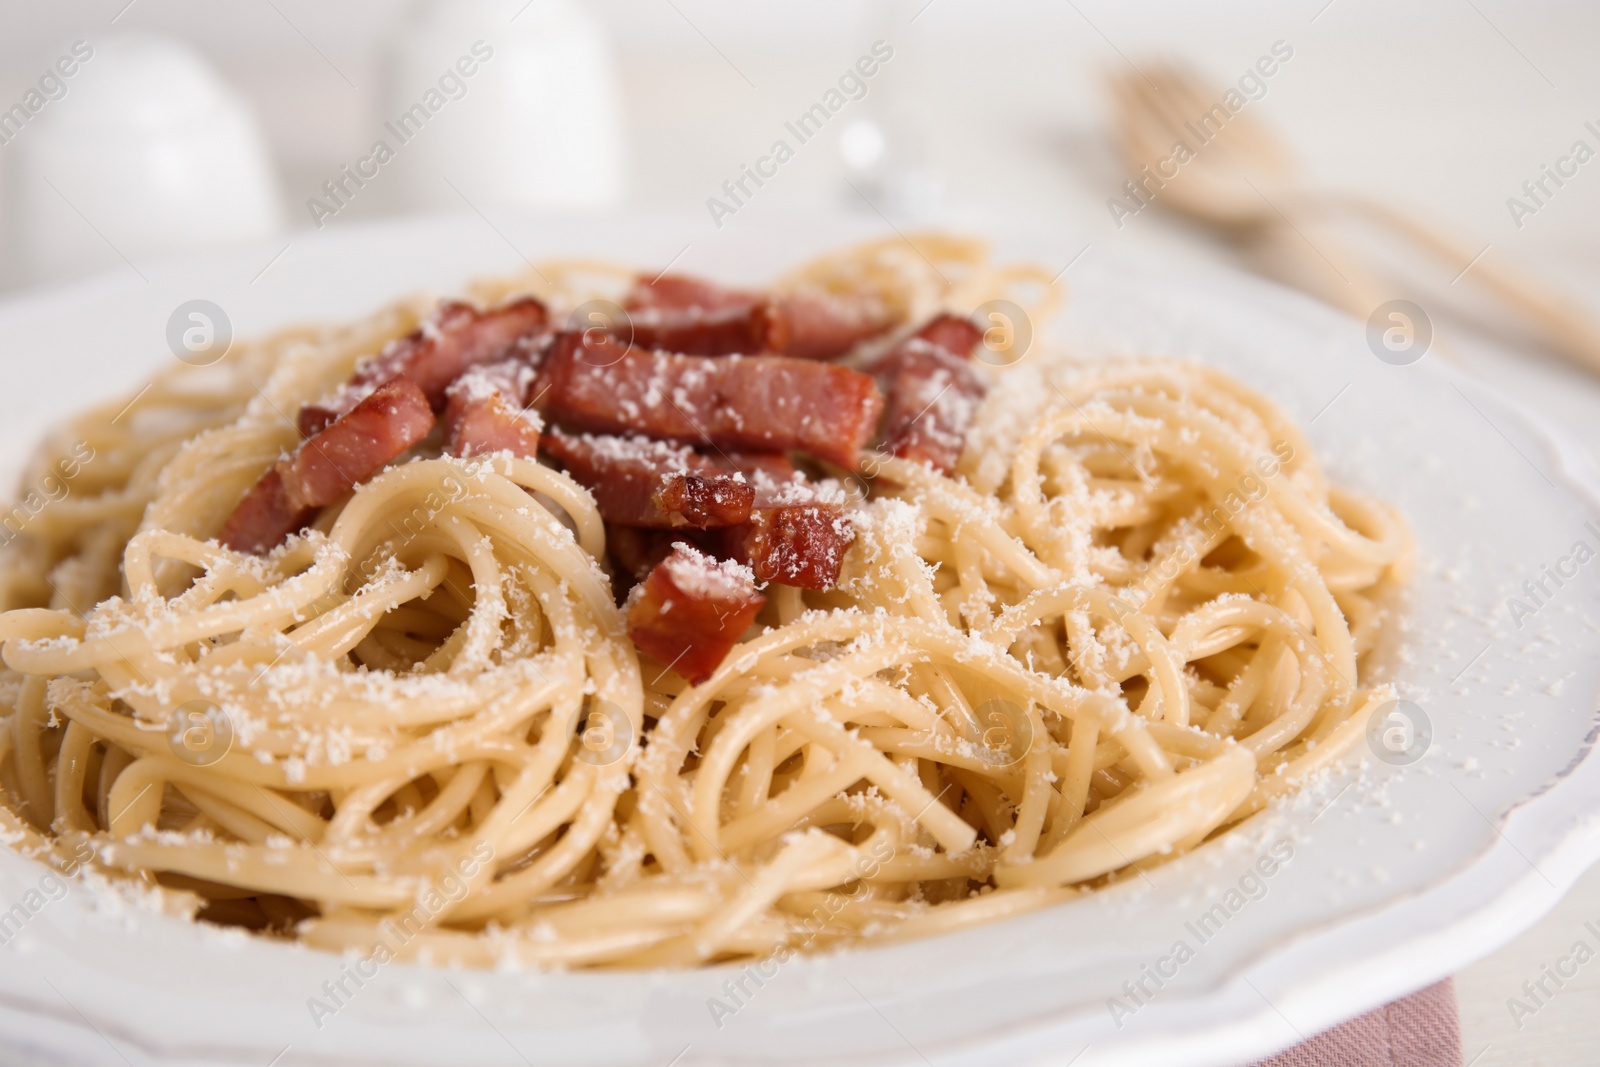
[869,314,988,474]
[624,274,766,356]
[625,544,767,685]
[700,455,854,590]
[912,313,986,361]
[216,470,309,560]
[627,274,756,315]
[623,273,893,360]
[542,430,755,529]
[764,291,897,361]
[704,451,797,488]
[442,359,541,459]
[724,502,852,590]
[534,334,884,470]
[220,376,434,554]
[300,298,548,436]
[588,447,854,590]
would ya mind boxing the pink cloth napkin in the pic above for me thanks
[1249,980,1461,1067]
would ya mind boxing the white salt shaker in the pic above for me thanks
[7,35,285,287]
[379,0,626,214]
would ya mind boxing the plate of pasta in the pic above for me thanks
[0,213,1596,1067]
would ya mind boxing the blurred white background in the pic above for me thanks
[3,0,1599,287]
[1,3,1598,1063]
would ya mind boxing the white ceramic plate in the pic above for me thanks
[0,213,1597,1067]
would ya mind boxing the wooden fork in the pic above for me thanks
[1108,63,1600,375]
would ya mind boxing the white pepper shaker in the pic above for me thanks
[379,0,626,215]
[8,35,285,287]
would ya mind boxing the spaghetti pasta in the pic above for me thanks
[0,235,1410,968]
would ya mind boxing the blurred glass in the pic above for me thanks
[838,0,939,219]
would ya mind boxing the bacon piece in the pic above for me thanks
[708,463,855,590]
[534,335,883,470]
[542,430,754,529]
[442,360,541,458]
[625,274,765,356]
[601,447,806,585]
[623,274,894,359]
[627,444,855,589]
[297,404,340,441]
[706,451,798,489]
[868,317,990,475]
[724,502,853,590]
[300,298,548,436]
[625,273,762,355]
[655,475,755,529]
[282,377,435,509]
[298,407,337,440]
[216,470,313,557]
[601,450,796,587]
[625,544,766,685]
[626,303,765,357]
[594,446,852,591]
[219,377,434,554]
[871,347,986,472]
[628,274,759,315]
[912,313,985,359]
[763,291,896,361]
